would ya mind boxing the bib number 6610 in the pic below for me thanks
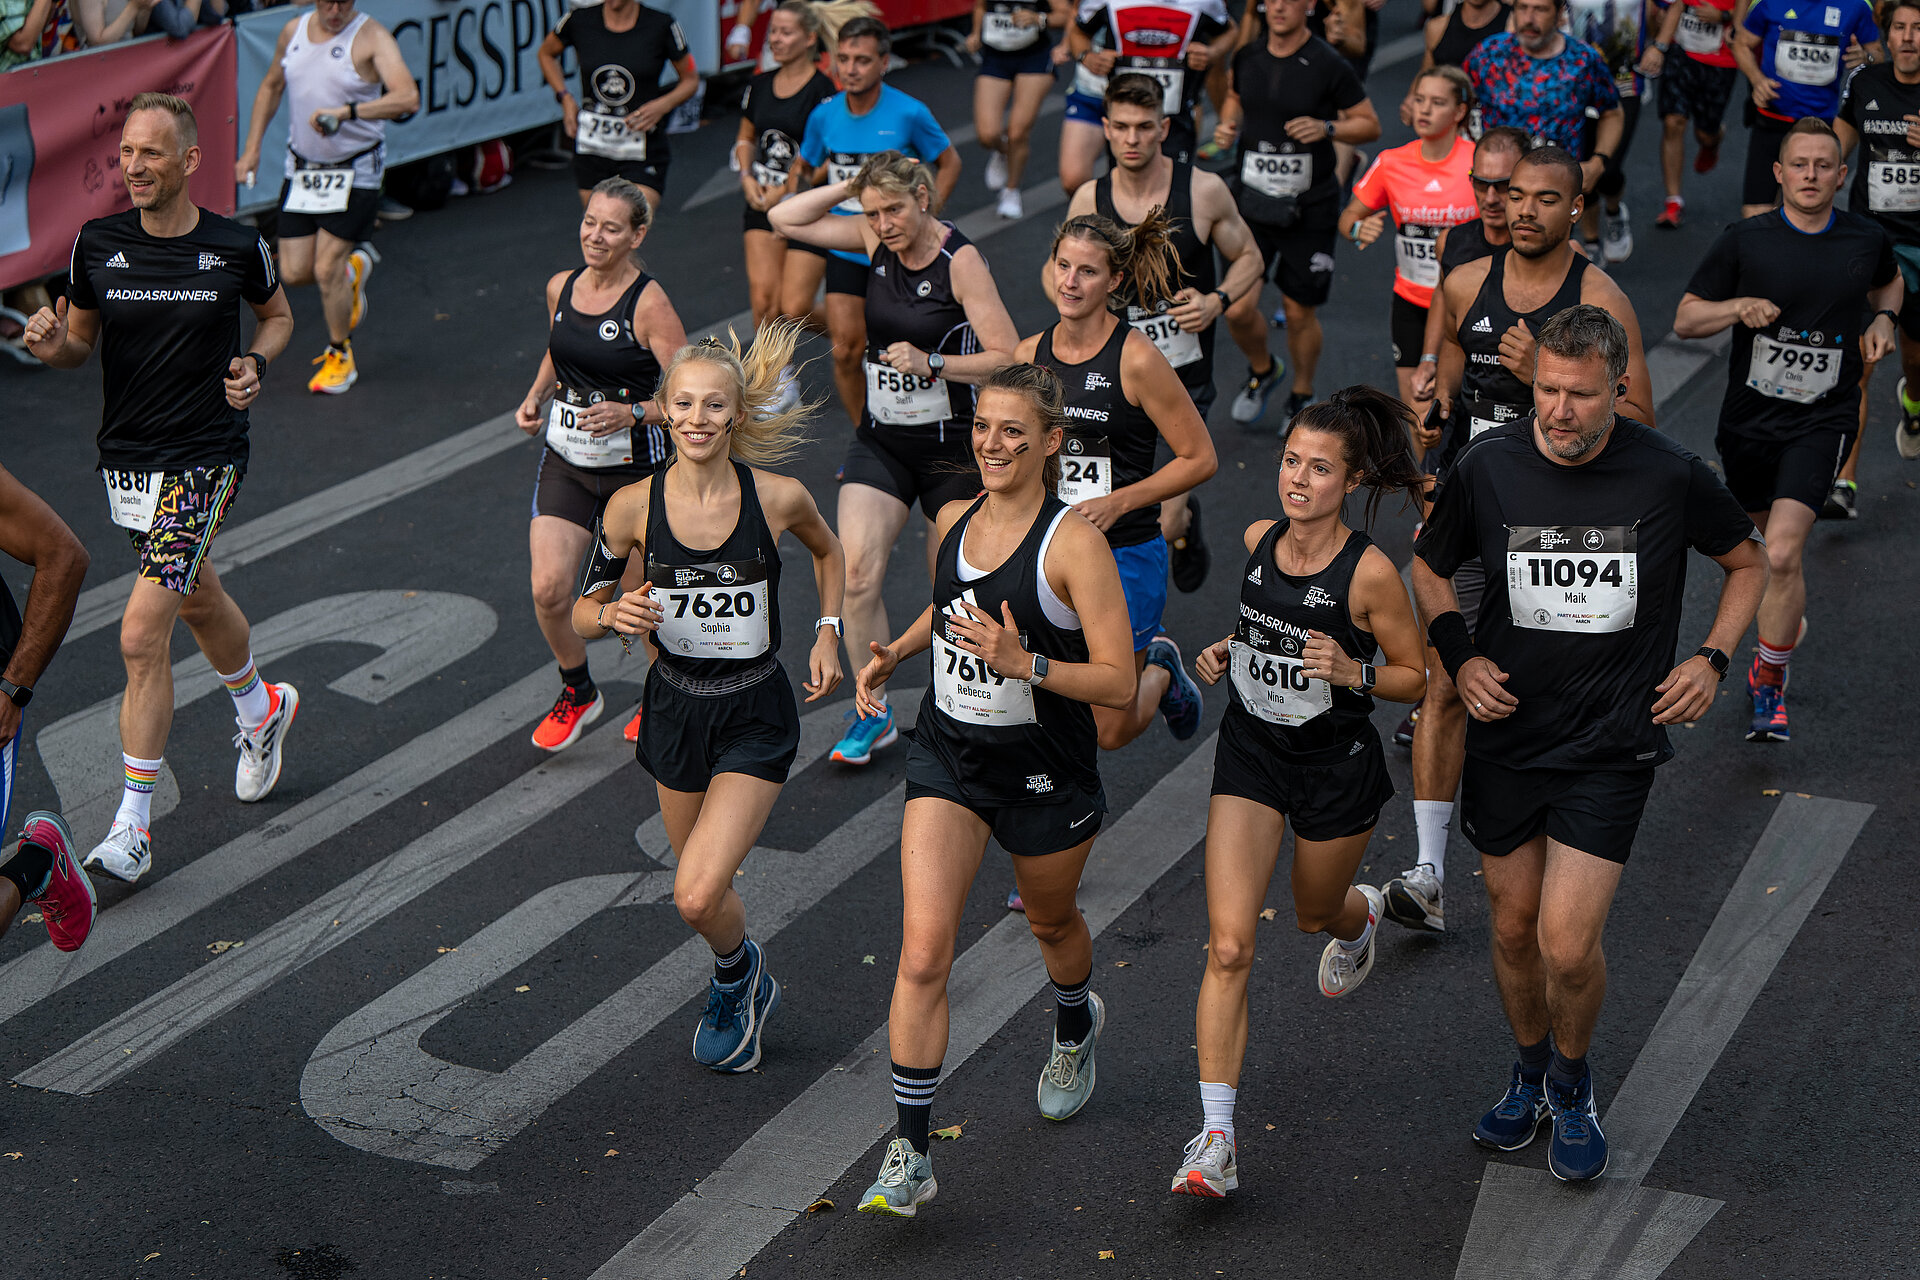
[1246,651,1313,691]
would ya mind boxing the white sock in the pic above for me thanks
[1337,894,1377,952]
[1413,800,1453,882]
[217,656,273,731]
[116,754,163,830]
[1199,1080,1237,1146]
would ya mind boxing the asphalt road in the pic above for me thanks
[2,13,1916,1278]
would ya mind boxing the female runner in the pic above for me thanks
[966,0,1070,219]
[771,151,1019,769]
[515,178,686,750]
[572,320,846,1073]
[851,363,1136,1217]
[1170,388,1426,1198]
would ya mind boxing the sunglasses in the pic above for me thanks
[1469,174,1511,195]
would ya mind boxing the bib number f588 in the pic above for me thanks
[865,358,953,426]
[1505,524,1637,633]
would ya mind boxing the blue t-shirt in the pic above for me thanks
[798,83,952,264]
[1743,0,1879,121]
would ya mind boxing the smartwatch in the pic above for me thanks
[1875,308,1900,327]
[1695,647,1730,681]
[926,351,946,377]
[347,102,359,122]
[1652,39,1671,52]
[0,677,30,710]
[1213,288,1232,310]
[1026,653,1050,687]
[243,351,268,376]
[1351,663,1376,695]
[815,615,843,637]
[1324,119,1336,139]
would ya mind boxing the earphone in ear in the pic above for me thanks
[1616,384,1627,396]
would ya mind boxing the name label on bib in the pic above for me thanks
[1057,432,1112,502]
[1868,159,1920,212]
[1505,524,1637,634]
[1242,146,1310,199]
[933,630,1037,725]
[578,107,648,161]
[1775,29,1839,86]
[865,356,953,426]
[285,167,353,214]
[1746,332,1841,403]
[103,469,164,532]
[651,559,773,659]
[1228,635,1333,727]
[1126,305,1202,368]
[546,388,635,468]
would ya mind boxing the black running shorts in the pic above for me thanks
[1248,220,1338,310]
[278,181,380,244]
[1715,427,1853,515]
[1390,292,1428,368]
[1210,709,1395,843]
[839,425,982,518]
[905,738,1106,856]
[1657,57,1737,132]
[1459,758,1656,865]
[824,252,869,297]
[636,664,801,794]
[1742,108,1793,207]
[530,447,652,530]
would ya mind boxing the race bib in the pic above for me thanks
[983,5,1040,50]
[1868,159,1920,213]
[103,469,164,533]
[1241,147,1310,199]
[651,560,773,659]
[1506,525,1637,634]
[1677,8,1724,55]
[750,160,787,188]
[546,390,634,469]
[1057,433,1112,503]
[1228,638,1333,727]
[1394,225,1441,290]
[865,357,953,426]
[829,153,868,213]
[1774,29,1839,86]
[1123,60,1185,114]
[1126,306,1202,368]
[284,167,352,214]
[1746,332,1841,403]
[1464,396,1523,440]
[1073,61,1109,97]
[577,107,648,161]
[933,631,1037,726]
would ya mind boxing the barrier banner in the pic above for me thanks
[0,26,237,292]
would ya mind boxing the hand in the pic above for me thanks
[1410,360,1438,403]
[1071,493,1130,532]
[308,107,346,135]
[1186,42,1211,70]
[1749,75,1779,110]
[629,100,670,135]
[802,629,843,702]
[1364,0,1385,11]
[1636,46,1666,77]
[1844,34,1870,68]
[1283,115,1329,145]
[1166,287,1220,332]
[1734,296,1782,329]
[610,585,665,635]
[1351,209,1388,249]
[1455,655,1517,721]
[1904,112,1920,147]
[561,95,578,139]
[1300,630,1358,686]
[223,354,263,409]
[1398,94,1414,127]
[741,176,772,212]
[1497,319,1536,381]
[1864,313,1898,364]
[1579,155,1605,192]
[1194,637,1232,686]
[855,640,899,716]
[21,298,68,360]
[945,600,1031,680]
[1211,118,1240,149]
[515,393,546,434]
[1082,48,1117,75]
[1413,398,1444,449]
[727,29,752,60]
[234,149,259,186]
[579,399,637,438]
[1651,654,1717,724]
[884,342,931,378]
[966,31,982,53]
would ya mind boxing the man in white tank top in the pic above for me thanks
[236,0,418,395]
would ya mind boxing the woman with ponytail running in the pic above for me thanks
[1019,211,1218,750]
[573,320,846,1075]
[1169,388,1427,1199]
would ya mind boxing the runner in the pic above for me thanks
[1059,0,1235,197]
[1567,0,1649,262]
[22,94,298,884]
[1339,65,1478,430]
[1232,0,1375,181]
[771,152,1020,768]
[571,319,846,1074]
[1170,388,1427,1199]
[1465,0,1624,204]
[967,0,1070,219]
[514,178,686,752]
[0,462,94,952]
[849,363,1136,1217]
[1413,0,1512,89]
[1214,0,1381,426]
[1066,71,1267,592]
[234,0,416,396]
[1413,304,1765,1182]
[1019,212,1218,749]
[796,17,961,424]
[540,0,700,214]
[1637,0,1739,229]
[1674,118,1901,742]
[1734,0,1881,217]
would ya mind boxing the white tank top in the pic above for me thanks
[283,9,386,187]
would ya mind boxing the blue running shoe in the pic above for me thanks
[1145,635,1203,740]
[858,1138,937,1217]
[1230,358,1285,425]
[1747,673,1789,743]
[1545,1070,1609,1181]
[831,702,898,765]
[692,939,781,1071]
[1472,1062,1549,1151]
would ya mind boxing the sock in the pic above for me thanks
[1412,799,1452,882]
[713,937,752,985]
[1051,968,1093,1046]
[1903,383,1920,416]
[0,840,53,901]
[1199,1080,1237,1146]
[559,661,595,698]
[1668,194,1686,207]
[1549,1049,1589,1090]
[892,1061,940,1155]
[116,754,163,830]
[1516,1035,1552,1078]
[1251,354,1277,381]
[1335,890,1378,952]
[1755,634,1795,678]
[218,657,273,730]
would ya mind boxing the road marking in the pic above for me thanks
[588,734,1216,1280]
[1453,793,1873,1280]
[1645,331,1731,410]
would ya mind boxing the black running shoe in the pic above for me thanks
[1392,700,1420,748]
[1169,498,1210,593]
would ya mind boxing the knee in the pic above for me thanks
[1539,929,1600,983]
[314,248,349,287]
[1294,898,1344,935]
[1226,293,1262,326]
[830,340,863,371]
[843,552,887,600]
[978,128,1005,152]
[672,881,727,935]
[749,280,778,318]
[1006,121,1032,149]
[530,568,574,618]
[1765,539,1802,579]
[1095,719,1133,752]
[280,261,315,287]
[1489,903,1540,961]
[1023,907,1079,951]
[118,617,172,669]
[895,938,955,991]
[1206,929,1256,978]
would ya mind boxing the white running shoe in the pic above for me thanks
[1602,204,1633,263]
[773,364,802,414]
[83,820,152,884]
[1318,884,1382,997]
[1383,862,1445,933]
[234,681,300,803]
[1898,378,1920,460]
[997,186,1023,220]
[1171,1128,1238,1197]
[985,150,1008,192]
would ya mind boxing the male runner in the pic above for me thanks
[1466,0,1624,197]
[1415,304,1766,1182]
[0,462,94,952]
[1736,0,1881,216]
[235,0,417,395]
[1412,126,1531,397]
[23,94,300,884]
[1675,118,1901,742]
[1403,0,1511,130]
[1637,0,1740,228]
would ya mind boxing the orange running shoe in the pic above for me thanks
[531,684,604,751]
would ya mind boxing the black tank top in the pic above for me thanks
[1458,251,1587,435]
[863,224,980,440]
[916,495,1098,806]
[742,68,837,188]
[1432,2,1511,68]
[1094,161,1218,394]
[1035,319,1162,549]
[1438,218,1498,279]
[642,460,782,683]
[1227,521,1380,764]
[547,267,670,470]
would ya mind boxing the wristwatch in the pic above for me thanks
[1,677,32,709]
[815,615,843,637]
[1350,663,1376,695]
[926,351,946,377]
[347,102,359,122]
[1323,119,1336,139]
[1652,39,1671,52]
[1875,308,1900,327]
[1213,287,1231,310]
[1695,646,1730,681]
[243,351,268,375]
[1026,653,1050,687]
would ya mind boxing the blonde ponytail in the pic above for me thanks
[777,0,880,56]
[656,319,817,468]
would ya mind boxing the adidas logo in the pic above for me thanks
[1247,564,1262,585]
[1471,316,1493,333]
[1868,99,1880,110]
[1424,178,1444,192]
[105,252,130,269]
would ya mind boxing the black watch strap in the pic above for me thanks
[1695,646,1730,680]
[243,351,268,375]
[0,677,31,709]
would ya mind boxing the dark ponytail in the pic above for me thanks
[1284,386,1425,528]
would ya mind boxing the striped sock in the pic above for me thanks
[218,657,273,731]
[892,1061,940,1154]
[1052,968,1093,1046]
[115,755,162,830]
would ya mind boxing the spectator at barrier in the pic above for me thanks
[147,0,229,39]
[68,0,155,46]
[2,0,54,66]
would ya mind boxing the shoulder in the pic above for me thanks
[1609,418,1705,475]
[357,14,398,44]
[1015,332,1042,361]
[1243,518,1276,552]
[1046,507,1115,564]
[1189,164,1233,208]
[603,474,652,535]
[1066,179,1099,217]
[932,496,978,540]
[1351,542,1406,594]
[199,210,264,250]
[1449,251,1494,291]
[545,269,572,302]
[751,468,816,519]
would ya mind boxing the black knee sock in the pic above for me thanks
[0,840,53,901]
[892,1062,940,1155]
[1516,1035,1552,1079]
[713,937,752,985]
[559,661,594,697]
[1052,968,1094,1046]
[1548,1049,1588,1090]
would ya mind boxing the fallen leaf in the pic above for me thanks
[1099,1250,1115,1260]
[1384,834,1395,839]
[437,946,458,954]
[806,1197,834,1215]
[515,985,531,993]
[143,1253,160,1262]
[435,312,451,321]
[605,1149,619,1157]
[1259,908,1277,921]
[1766,885,1778,894]
[931,1123,964,1140]
[206,940,244,955]
[20,913,41,925]
[734,869,745,877]
[1113,960,1130,967]
[1762,789,1781,796]
[2,1152,21,1159]
[861,954,875,965]
[403,590,418,598]
[1265,1124,1276,1131]
[1795,792,1811,799]
[1471,870,1483,877]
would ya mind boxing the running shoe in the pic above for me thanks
[1145,635,1203,740]
[20,812,94,952]
[1383,862,1444,933]
[691,938,781,1071]
[1897,379,1920,460]
[1170,1128,1238,1197]
[531,684,604,752]
[996,186,1023,220]
[1037,991,1106,1121]
[1230,358,1285,424]
[985,149,1008,192]
[1317,885,1382,997]
[770,364,802,415]
[377,193,414,221]
[1168,497,1209,593]
[346,243,379,330]
[83,819,152,885]
[1472,1061,1549,1150]
[1602,203,1633,263]
[1821,478,1859,520]
[1392,700,1420,747]
[1747,678,1790,742]
[1694,134,1721,173]
[830,702,897,765]
[1284,390,1315,421]
[1545,1070,1609,1181]
[307,344,358,395]
[1005,885,1025,913]
[235,681,299,803]
[1655,196,1684,229]
[623,705,643,743]
[858,1138,937,1217]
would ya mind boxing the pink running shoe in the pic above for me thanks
[21,811,95,952]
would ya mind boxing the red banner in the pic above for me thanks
[0,26,237,292]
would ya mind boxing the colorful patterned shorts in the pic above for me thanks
[122,465,242,595]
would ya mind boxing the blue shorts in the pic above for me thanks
[1064,90,1104,125]
[0,725,17,838]
[980,43,1054,79]
[1113,537,1169,651]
